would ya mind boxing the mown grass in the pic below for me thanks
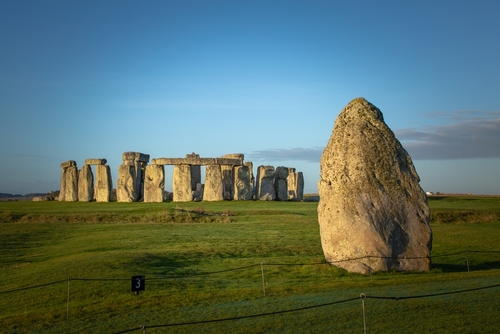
[0,196,499,333]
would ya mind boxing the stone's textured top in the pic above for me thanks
[221,153,245,160]
[84,158,107,165]
[152,155,243,166]
[275,166,289,179]
[60,160,77,168]
[318,97,432,274]
[122,152,150,162]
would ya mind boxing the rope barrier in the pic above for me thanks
[113,297,360,333]
[114,283,500,333]
[1,250,498,295]
[0,279,67,294]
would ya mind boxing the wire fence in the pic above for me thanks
[1,249,499,333]
[113,283,500,334]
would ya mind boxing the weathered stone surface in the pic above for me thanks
[256,166,275,201]
[204,165,223,201]
[60,160,76,169]
[296,172,304,200]
[63,166,78,201]
[222,153,244,161]
[122,152,150,163]
[32,195,52,201]
[317,97,432,274]
[172,165,192,202]
[287,168,297,199]
[116,164,136,202]
[78,165,94,202]
[84,158,107,165]
[274,166,289,201]
[152,157,243,166]
[234,165,252,200]
[144,164,165,203]
[117,152,149,202]
[95,165,112,202]
[244,162,255,200]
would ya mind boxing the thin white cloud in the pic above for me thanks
[249,111,500,163]
[396,112,500,160]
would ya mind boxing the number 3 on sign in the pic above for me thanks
[131,276,145,294]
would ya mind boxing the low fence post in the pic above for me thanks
[260,262,266,297]
[466,250,470,278]
[360,293,367,334]
[67,277,71,320]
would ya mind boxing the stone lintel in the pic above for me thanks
[122,152,150,163]
[152,157,243,166]
[84,158,107,165]
[60,160,77,169]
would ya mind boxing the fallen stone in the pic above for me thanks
[317,97,432,274]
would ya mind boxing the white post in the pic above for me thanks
[66,277,71,320]
[360,293,367,334]
[260,262,266,297]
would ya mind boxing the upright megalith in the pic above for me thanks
[144,164,165,203]
[234,164,253,200]
[256,166,275,201]
[288,169,304,200]
[78,165,94,202]
[274,166,289,201]
[173,165,192,202]
[117,152,149,202]
[59,160,78,201]
[317,97,432,274]
[296,172,304,200]
[204,165,223,201]
[95,164,113,202]
[221,154,243,200]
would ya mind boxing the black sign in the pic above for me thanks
[131,276,145,293]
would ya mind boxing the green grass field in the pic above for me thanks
[1,196,499,333]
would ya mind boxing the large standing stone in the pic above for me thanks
[256,166,275,201]
[173,165,192,202]
[234,164,252,200]
[144,164,165,203]
[318,97,432,274]
[117,152,149,202]
[296,172,304,200]
[59,161,78,201]
[116,163,136,202]
[78,165,94,202]
[274,166,289,201]
[204,165,223,201]
[95,164,113,202]
[287,168,297,199]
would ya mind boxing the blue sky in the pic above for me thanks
[1,0,499,195]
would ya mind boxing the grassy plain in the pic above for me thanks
[1,196,499,333]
